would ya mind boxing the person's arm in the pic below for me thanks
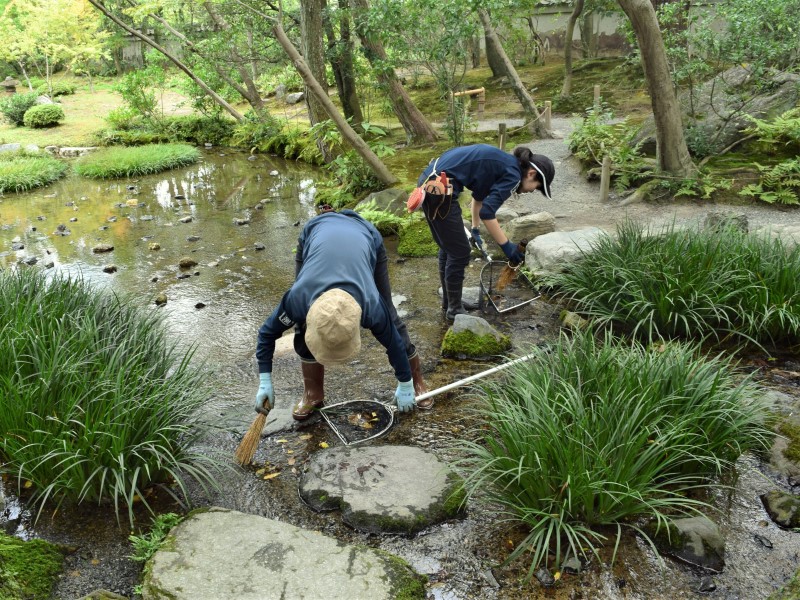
[482,218,510,246]
[255,295,295,375]
[470,198,482,229]
[366,302,412,383]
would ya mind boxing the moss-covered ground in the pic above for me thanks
[0,533,65,600]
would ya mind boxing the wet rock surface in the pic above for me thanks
[299,445,464,535]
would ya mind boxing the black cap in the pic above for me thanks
[529,154,554,199]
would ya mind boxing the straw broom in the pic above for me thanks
[234,404,270,466]
[496,239,528,291]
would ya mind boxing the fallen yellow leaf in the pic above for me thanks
[287,457,296,466]
[286,449,294,454]
[91,559,100,565]
[319,442,329,449]
[255,468,267,476]
[276,439,289,444]
[299,434,313,440]
[263,472,280,480]
[554,571,561,581]
[23,480,32,489]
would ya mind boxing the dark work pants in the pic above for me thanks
[293,255,417,363]
[422,193,471,295]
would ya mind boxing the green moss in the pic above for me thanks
[780,420,800,464]
[0,532,65,600]
[441,329,511,359]
[398,218,439,257]
[372,549,428,600]
[769,565,800,600]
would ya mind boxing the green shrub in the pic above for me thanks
[0,92,38,126]
[129,513,183,562]
[105,106,141,131]
[551,221,800,349]
[0,269,223,524]
[161,115,236,146]
[230,113,284,151]
[457,329,771,577]
[0,150,68,193]
[23,103,65,128]
[75,143,200,178]
[94,128,170,147]
[36,82,77,97]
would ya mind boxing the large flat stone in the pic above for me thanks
[300,445,464,535]
[144,507,425,600]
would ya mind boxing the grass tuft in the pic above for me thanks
[0,150,68,193]
[456,329,772,578]
[74,143,200,178]
[0,269,223,524]
[551,220,800,350]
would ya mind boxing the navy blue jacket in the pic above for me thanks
[256,210,411,381]
[417,144,522,220]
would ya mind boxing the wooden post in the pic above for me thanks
[498,123,507,150]
[477,89,485,116]
[543,100,552,131]
[593,85,601,110]
[600,155,611,203]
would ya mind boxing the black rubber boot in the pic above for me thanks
[439,265,448,312]
[445,284,471,321]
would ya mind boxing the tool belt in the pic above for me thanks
[419,158,454,221]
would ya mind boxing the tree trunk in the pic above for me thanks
[483,16,506,78]
[478,10,550,138]
[350,0,438,144]
[87,0,244,122]
[300,0,329,126]
[324,0,364,127]
[617,0,695,176]
[561,0,584,99]
[470,35,481,69]
[203,3,268,115]
[272,21,398,186]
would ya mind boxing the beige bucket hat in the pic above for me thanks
[305,288,362,365]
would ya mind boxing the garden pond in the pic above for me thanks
[1,149,800,599]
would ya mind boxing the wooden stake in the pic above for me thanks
[498,123,507,150]
[594,84,601,110]
[544,101,552,131]
[600,155,611,203]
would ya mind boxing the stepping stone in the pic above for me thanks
[299,445,465,535]
[143,507,425,600]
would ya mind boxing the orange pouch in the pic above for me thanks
[407,186,425,212]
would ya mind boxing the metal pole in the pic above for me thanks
[415,352,538,402]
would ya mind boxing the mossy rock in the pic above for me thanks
[441,328,511,359]
[0,532,66,599]
[398,218,438,257]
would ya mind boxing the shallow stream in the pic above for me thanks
[1,150,799,599]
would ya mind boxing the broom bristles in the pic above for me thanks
[234,412,267,466]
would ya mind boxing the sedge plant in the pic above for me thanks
[456,329,772,578]
[0,269,223,524]
[74,143,200,179]
[552,220,800,350]
[0,150,68,193]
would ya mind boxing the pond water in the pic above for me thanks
[1,149,799,599]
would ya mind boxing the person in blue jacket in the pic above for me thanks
[254,209,430,420]
[417,144,554,320]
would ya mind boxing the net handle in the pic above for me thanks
[415,352,537,402]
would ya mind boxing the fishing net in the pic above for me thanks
[319,400,396,446]
[479,260,540,314]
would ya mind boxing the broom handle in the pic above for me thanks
[414,352,537,402]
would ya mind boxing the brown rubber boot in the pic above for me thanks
[410,354,433,410]
[292,361,325,421]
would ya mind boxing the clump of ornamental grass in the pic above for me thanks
[551,220,800,350]
[0,268,223,524]
[456,329,771,578]
[0,150,68,193]
[74,143,200,179]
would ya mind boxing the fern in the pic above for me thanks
[739,159,800,205]
[744,108,800,148]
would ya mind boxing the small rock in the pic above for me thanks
[69,217,77,222]
[103,265,118,274]
[269,170,279,176]
[204,143,213,148]
[195,302,207,309]
[187,236,201,242]
[99,226,109,231]
[65,201,74,207]
[248,155,257,161]
[174,194,186,200]
[92,244,114,253]
[293,220,300,226]
[535,568,555,587]
[254,243,265,251]
[755,534,773,548]
[44,261,54,269]
[107,216,117,223]
[11,242,24,251]
[22,256,38,265]
[234,218,250,226]
[80,196,88,201]
[177,273,191,280]
[698,575,716,593]
[140,215,153,221]
[179,257,198,269]
[179,216,193,224]
[126,185,137,191]
[154,293,167,306]
[151,276,159,282]
[562,556,584,575]
[255,204,264,210]
[149,243,161,251]
[208,261,219,268]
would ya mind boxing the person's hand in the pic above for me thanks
[394,380,415,412]
[470,227,483,250]
[500,240,525,264]
[254,372,274,413]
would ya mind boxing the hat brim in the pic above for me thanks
[529,161,552,199]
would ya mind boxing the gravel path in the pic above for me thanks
[485,116,800,233]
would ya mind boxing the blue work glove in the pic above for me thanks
[500,240,525,265]
[470,227,483,250]
[254,372,274,413]
[394,380,415,413]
